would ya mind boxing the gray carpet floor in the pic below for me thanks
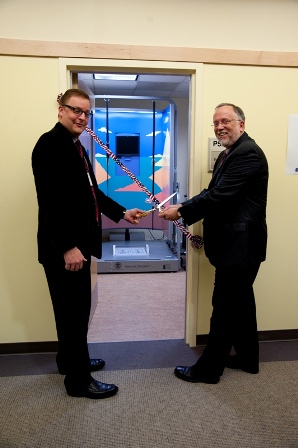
[1,340,298,447]
[1,361,298,448]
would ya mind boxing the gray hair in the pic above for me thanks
[215,103,245,121]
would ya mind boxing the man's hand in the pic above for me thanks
[158,204,182,221]
[123,208,144,224]
[64,247,87,271]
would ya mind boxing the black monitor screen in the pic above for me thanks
[116,134,140,157]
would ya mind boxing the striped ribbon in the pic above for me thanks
[57,94,203,249]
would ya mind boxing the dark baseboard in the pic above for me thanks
[258,329,298,341]
[0,341,59,355]
[196,329,298,346]
[1,329,297,355]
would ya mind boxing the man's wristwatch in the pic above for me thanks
[177,208,182,218]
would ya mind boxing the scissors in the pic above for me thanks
[136,191,177,218]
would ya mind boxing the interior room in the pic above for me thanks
[77,71,190,342]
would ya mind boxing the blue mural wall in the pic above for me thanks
[93,106,173,229]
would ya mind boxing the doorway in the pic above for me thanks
[77,72,189,342]
[61,59,202,346]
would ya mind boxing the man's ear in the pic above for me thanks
[58,105,63,119]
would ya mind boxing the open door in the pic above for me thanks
[72,73,98,322]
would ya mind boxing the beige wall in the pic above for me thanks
[0,56,59,342]
[198,64,298,333]
[2,0,298,52]
[1,0,298,344]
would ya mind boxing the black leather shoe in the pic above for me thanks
[89,359,106,371]
[65,379,118,399]
[226,355,259,374]
[58,358,105,375]
[174,365,220,384]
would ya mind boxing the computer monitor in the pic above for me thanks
[116,134,140,157]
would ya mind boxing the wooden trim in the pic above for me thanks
[1,38,298,68]
[0,38,131,60]
[196,329,298,346]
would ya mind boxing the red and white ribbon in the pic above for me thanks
[57,94,203,249]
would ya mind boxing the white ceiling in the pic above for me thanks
[78,73,190,99]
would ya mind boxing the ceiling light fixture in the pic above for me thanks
[93,74,138,81]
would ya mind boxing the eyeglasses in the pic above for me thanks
[62,104,92,119]
[211,119,242,127]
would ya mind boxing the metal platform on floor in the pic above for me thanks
[97,240,179,273]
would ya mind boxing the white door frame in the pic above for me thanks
[59,58,204,347]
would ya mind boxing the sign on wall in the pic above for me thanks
[208,138,222,172]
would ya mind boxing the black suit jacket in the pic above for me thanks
[32,122,126,263]
[180,132,268,267]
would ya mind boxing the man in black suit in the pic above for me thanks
[32,89,142,399]
[159,103,268,384]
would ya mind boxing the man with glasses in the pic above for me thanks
[32,89,142,399]
[159,103,268,384]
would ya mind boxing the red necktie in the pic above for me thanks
[75,139,99,223]
[219,149,228,167]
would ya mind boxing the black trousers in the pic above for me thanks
[194,264,260,376]
[43,257,92,389]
